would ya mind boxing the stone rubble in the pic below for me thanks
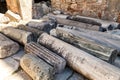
[0,1,120,79]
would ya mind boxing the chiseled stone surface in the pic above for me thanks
[4,70,32,80]
[0,33,19,58]
[0,57,19,80]
[20,53,54,80]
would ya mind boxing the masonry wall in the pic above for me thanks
[51,0,120,22]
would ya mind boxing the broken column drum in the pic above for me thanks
[38,33,120,80]
[50,28,118,63]
[26,18,57,33]
[25,42,66,73]
[17,25,44,42]
[0,27,33,45]
[0,33,19,58]
[48,14,100,31]
[20,53,54,80]
[58,27,120,53]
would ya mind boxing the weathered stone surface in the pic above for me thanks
[0,33,19,58]
[57,27,120,52]
[20,53,54,80]
[67,15,119,30]
[50,28,118,63]
[1,27,33,45]
[4,70,32,80]
[38,33,120,80]
[0,57,19,80]
[25,42,66,74]
[17,24,44,42]
[26,18,56,33]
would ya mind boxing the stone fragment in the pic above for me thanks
[0,33,19,58]
[1,27,33,45]
[20,53,54,80]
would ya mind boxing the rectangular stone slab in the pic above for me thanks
[50,28,118,63]
[17,25,44,42]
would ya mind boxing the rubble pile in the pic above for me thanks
[0,1,120,80]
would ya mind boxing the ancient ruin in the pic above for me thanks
[0,0,120,80]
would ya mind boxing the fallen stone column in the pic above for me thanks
[67,15,120,31]
[25,42,66,73]
[26,18,57,33]
[0,27,33,45]
[17,25,44,42]
[57,18,100,31]
[0,33,19,58]
[38,33,120,80]
[20,53,54,80]
[58,27,120,53]
[47,14,100,31]
[50,28,118,63]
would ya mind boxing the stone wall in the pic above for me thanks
[51,0,120,22]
